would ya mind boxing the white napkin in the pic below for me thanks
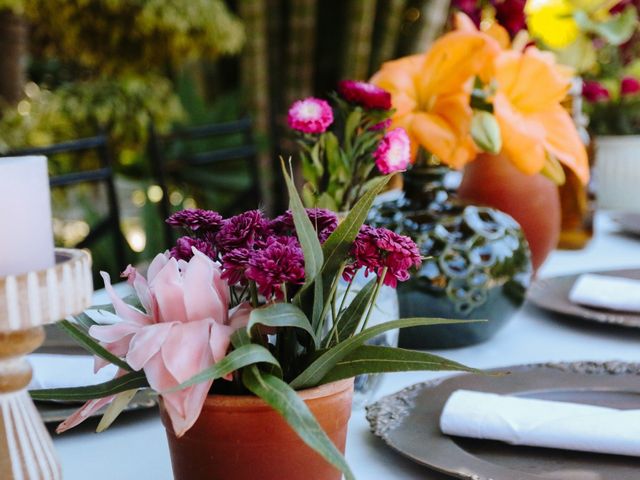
[440,389,640,457]
[28,354,118,390]
[569,273,640,313]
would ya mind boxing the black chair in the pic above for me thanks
[147,118,261,248]
[1,135,127,271]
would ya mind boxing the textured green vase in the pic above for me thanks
[368,166,532,349]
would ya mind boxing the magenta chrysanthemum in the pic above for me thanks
[215,210,267,254]
[369,119,392,132]
[338,80,392,110]
[170,237,216,261]
[287,98,334,134]
[583,80,610,103]
[221,248,251,286]
[245,237,305,300]
[270,208,338,243]
[344,225,421,287]
[374,128,411,175]
[166,209,223,232]
[621,76,640,96]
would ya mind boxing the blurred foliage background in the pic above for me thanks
[0,0,453,277]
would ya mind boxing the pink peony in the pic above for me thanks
[337,80,392,110]
[583,80,610,102]
[373,128,411,175]
[287,98,334,134]
[58,249,251,437]
[621,76,640,96]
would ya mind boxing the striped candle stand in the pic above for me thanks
[0,249,92,479]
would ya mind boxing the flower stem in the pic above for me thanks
[360,267,387,333]
[316,261,346,336]
[249,281,259,308]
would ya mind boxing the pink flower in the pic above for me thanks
[287,98,334,134]
[170,236,216,261]
[337,80,392,110]
[166,209,223,233]
[58,249,251,437]
[369,119,392,132]
[583,80,610,102]
[621,76,640,96]
[373,128,411,174]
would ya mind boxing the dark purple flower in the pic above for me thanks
[369,119,392,132]
[337,80,392,110]
[245,237,305,300]
[170,236,216,262]
[221,248,251,286]
[491,0,527,38]
[453,0,482,27]
[216,210,267,253]
[344,225,421,288]
[621,76,640,96]
[583,80,610,103]
[166,209,223,232]
[269,208,338,243]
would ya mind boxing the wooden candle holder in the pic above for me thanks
[0,249,93,479]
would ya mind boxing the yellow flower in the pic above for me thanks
[526,0,580,48]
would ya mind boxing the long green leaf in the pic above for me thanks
[247,303,318,348]
[291,317,481,389]
[281,158,324,289]
[320,175,389,294]
[323,278,377,348]
[30,372,148,401]
[167,343,282,392]
[96,389,138,432]
[242,366,354,480]
[58,320,132,372]
[318,345,480,384]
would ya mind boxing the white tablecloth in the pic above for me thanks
[51,213,640,480]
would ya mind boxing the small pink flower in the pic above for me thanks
[287,98,334,134]
[369,119,392,132]
[58,249,251,437]
[621,76,640,96]
[338,80,392,110]
[583,80,610,102]
[373,128,411,175]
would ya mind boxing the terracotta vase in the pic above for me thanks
[458,153,561,272]
[160,378,354,480]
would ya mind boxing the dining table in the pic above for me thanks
[49,211,640,480]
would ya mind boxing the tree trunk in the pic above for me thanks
[0,9,27,106]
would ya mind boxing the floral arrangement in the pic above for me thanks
[287,81,411,212]
[371,12,589,186]
[33,166,474,479]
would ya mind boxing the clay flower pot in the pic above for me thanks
[458,153,561,272]
[160,378,354,480]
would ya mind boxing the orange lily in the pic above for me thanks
[371,29,500,168]
[492,47,589,184]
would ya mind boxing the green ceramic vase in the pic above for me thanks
[369,166,532,349]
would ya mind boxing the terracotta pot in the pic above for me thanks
[160,378,354,480]
[458,153,560,272]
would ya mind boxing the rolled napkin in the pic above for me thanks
[569,273,640,313]
[28,354,118,390]
[440,389,640,457]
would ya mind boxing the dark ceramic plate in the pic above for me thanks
[366,362,640,480]
[612,213,640,237]
[526,269,640,328]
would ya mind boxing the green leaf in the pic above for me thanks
[30,372,148,401]
[318,345,479,384]
[247,303,317,348]
[242,366,354,480]
[167,343,282,392]
[540,153,566,186]
[323,278,377,348]
[96,389,138,432]
[58,320,133,372]
[321,175,390,291]
[575,7,637,46]
[281,158,324,290]
[291,317,481,389]
[344,108,362,147]
[470,111,501,154]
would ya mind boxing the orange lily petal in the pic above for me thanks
[530,104,589,184]
[371,55,423,117]
[410,112,476,167]
[484,23,511,49]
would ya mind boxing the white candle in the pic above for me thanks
[0,156,55,276]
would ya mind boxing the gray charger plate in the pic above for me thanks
[366,361,640,480]
[527,269,640,328]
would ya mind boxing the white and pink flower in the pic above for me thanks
[373,128,411,175]
[58,249,250,437]
[287,97,334,134]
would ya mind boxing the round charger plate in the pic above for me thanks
[366,361,640,480]
[526,269,640,328]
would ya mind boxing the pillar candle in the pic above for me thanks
[0,156,55,276]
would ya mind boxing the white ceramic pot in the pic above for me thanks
[595,135,640,212]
